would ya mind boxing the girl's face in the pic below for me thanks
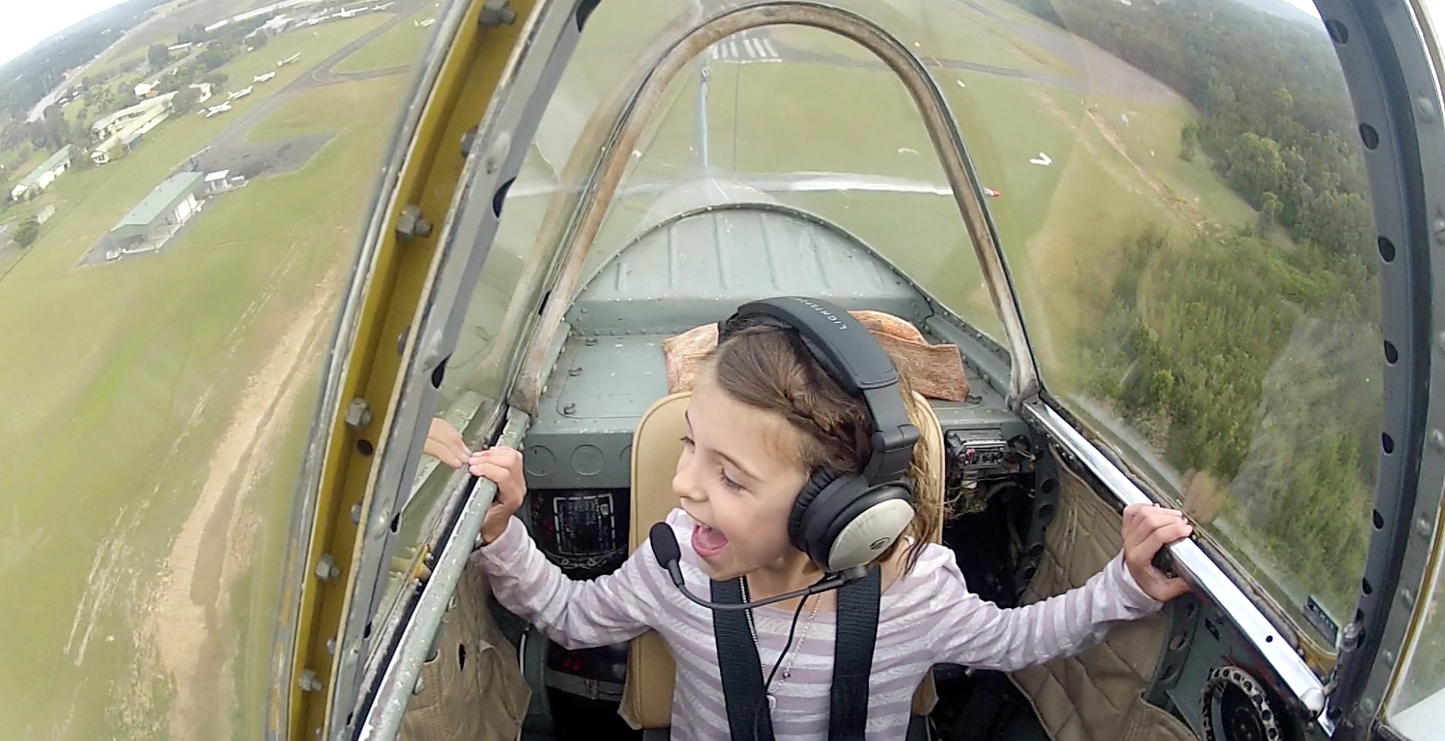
[672,369,811,581]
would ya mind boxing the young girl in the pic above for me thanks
[468,324,1193,741]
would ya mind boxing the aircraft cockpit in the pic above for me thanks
[5,0,1445,740]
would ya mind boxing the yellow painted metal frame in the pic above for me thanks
[286,1,539,738]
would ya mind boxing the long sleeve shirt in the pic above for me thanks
[471,508,1162,740]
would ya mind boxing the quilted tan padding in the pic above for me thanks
[619,391,946,730]
[401,561,531,741]
[1007,452,1194,741]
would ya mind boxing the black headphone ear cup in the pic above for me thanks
[789,467,844,553]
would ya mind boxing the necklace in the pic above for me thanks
[740,577,823,711]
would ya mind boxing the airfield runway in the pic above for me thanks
[196,1,422,172]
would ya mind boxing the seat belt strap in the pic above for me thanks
[830,567,881,741]
[711,578,775,741]
[710,569,881,741]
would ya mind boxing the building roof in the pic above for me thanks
[92,93,175,135]
[109,171,203,240]
[14,146,73,190]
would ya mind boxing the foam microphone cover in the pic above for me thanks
[650,522,682,567]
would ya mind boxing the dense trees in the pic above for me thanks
[1004,0,1383,623]
[1085,223,1378,617]
[147,43,171,69]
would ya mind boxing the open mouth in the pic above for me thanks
[690,521,730,558]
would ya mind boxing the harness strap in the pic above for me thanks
[711,578,775,741]
[710,569,882,741]
[831,567,881,741]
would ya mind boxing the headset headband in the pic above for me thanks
[717,296,920,486]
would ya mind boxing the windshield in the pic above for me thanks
[0,2,435,738]
[511,0,1010,345]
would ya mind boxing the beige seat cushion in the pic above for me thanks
[620,390,946,730]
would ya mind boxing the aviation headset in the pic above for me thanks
[715,296,921,573]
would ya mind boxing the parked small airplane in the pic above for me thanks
[277,53,301,66]
[253,72,276,83]
[1029,151,1052,166]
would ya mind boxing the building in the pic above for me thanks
[10,146,74,201]
[91,96,175,165]
[248,14,296,38]
[92,93,176,141]
[105,172,205,251]
[204,170,231,193]
[205,0,325,32]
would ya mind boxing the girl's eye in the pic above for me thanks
[719,472,743,491]
[680,435,694,447]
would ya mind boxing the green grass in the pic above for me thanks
[220,14,392,89]
[332,6,431,74]
[765,0,1078,78]
[246,76,402,142]
[0,54,407,739]
[549,41,1256,346]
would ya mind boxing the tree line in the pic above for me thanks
[0,0,169,120]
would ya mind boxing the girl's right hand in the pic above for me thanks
[472,445,526,546]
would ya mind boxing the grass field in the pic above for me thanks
[0,8,414,730]
[539,6,1261,347]
[333,6,433,74]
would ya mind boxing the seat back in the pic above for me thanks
[620,391,946,730]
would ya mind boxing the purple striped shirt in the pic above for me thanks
[472,508,1162,740]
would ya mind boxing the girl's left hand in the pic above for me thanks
[424,417,471,468]
[1122,503,1194,602]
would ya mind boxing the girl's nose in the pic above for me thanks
[673,455,705,503]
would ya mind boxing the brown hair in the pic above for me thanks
[700,324,948,574]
